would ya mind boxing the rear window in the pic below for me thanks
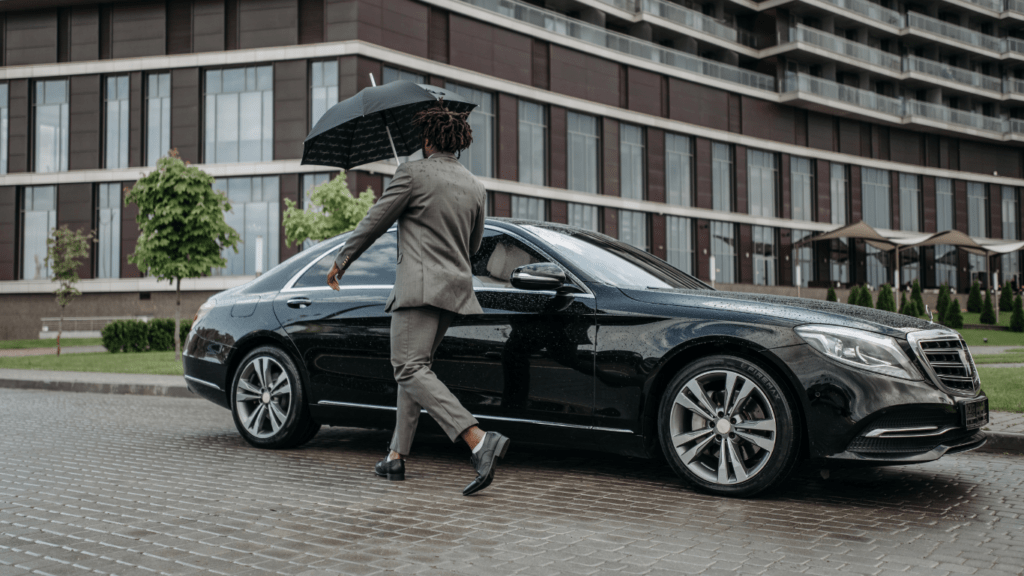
[293,232,397,288]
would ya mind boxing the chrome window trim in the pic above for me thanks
[316,400,630,433]
[185,375,223,391]
[907,328,980,397]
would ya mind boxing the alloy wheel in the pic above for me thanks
[669,369,777,486]
[234,356,293,439]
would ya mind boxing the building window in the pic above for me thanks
[753,226,777,286]
[511,195,545,221]
[1002,186,1020,286]
[712,143,732,212]
[711,221,736,284]
[567,112,599,195]
[1,83,8,174]
[791,157,813,221]
[21,186,56,280]
[96,183,121,279]
[936,178,957,290]
[748,150,778,218]
[310,60,338,128]
[899,173,922,286]
[568,203,598,231]
[383,66,425,85]
[666,133,692,207]
[301,173,331,250]
[214,176,280,275]
[518,101,546,186]
[830,163,849,285]
[862,168,891,288]
[445,82,493,178]
[105,76,130,169]
[793,229,813,288]
[667,215,693,274]
[967,182,988,282]
[205,66,273,164]
[34,80,69,173]
[620,124,644,201]
[618,209,647,250]
[146,73,171,166]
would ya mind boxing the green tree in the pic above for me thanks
[45,225,95,356]
[936,284,951,325]
[967,281,983,313]
[911,280,925,316]
[945,298,964,329]
[847,286,860,305]
[282,172,375,248]
[826,287,837,302]
[979,290,996,324]
[876,284,897,312]
[857,286,875,308]
[1011,295,1024,333]
[126,151,241,361]
[999,282,1014,312]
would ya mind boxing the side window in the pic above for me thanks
[294,233,397,288]
[471,230,547,289]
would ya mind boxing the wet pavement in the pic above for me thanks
[1,389,1023,576]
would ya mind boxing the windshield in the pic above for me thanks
[524,225,710,290]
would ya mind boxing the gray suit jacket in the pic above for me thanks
[334,152,486,315]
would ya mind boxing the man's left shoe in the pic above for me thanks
[375,457,405,481]
[463,432,510,496]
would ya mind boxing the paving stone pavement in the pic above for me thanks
[2,390,1023,576]
[986,411,1024,436]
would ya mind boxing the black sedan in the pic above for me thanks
[183,219,989,497]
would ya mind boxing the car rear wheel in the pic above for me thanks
[658,355,800,497]
[231,346,320,449]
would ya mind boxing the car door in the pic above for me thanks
[433,228,597,439]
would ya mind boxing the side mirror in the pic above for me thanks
[511,263,568,291]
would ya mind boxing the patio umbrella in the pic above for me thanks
[300,80,476,170]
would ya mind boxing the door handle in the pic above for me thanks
[287,297,312,309]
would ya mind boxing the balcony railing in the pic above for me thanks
[790,25,901,71]
[1007,37,1024,55]
[905,100,1007,133]
[1006,77,1024,95]
[462,0,776,91]
[954,0,1005,12]
[594,0,638,12]
[641,0,756,47]
[905,12,1005,53]
[1010,0,1024,14]
[903,55,1003,93]
[818,0,904,28]
[784,72,904,117]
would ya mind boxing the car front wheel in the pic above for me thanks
[230,346,320,449]
[658,355,800,497]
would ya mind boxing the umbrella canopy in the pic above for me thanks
[301,80,476,170]
[792,221,897,251]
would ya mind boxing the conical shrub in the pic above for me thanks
[858,286,875,308]
[847,286,860,305]
[876,284,897,312]
[911,280,925,316]
[999,282,1014,312]
[967,281,983,313]
[945,298,964,329]
[899,296,916,316]
[936,284,951,325]
[980,291,997,324]
[1011,295,1024,333]
[826,287,838,302]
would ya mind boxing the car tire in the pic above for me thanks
[658,355,800,498]
[230,345,320,449]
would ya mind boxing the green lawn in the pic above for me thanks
[957,329,1024,347]
[960,311,1013,328]
[980,367,1024,413]
[0,351,182,375]
[0,338,105,350]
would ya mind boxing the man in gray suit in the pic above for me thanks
[326,102,510,496]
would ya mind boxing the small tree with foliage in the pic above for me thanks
[945,298,965,329]
[936,284,951,325]
[45,226,95,356]
[911,280,924,315]
[857,286,875,308]
[979,290,996,324]
[967,281,983,313]
[826,287,837,302]
[282,172,375,248]
[999,282,1014,312]
[847,286,860,305]
[876,284,897,312]
[1011,295,1024,333]
[126,151,241,361]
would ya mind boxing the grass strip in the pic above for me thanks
[0,338,105,350]
[979,367,1024,414]
[0,351,182,376]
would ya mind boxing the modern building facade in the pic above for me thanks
[1,0,1024,338]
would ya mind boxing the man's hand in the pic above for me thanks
[327,263,343,291]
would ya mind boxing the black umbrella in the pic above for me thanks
[301,80,476,170]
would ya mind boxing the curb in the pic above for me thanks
[0,377,196,399]
[980,431,1024,455]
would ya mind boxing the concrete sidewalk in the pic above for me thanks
[1,367,1021,454]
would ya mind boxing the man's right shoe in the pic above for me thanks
[374,457,405,481]
[463,432,510,496]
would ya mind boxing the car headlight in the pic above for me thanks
[193,299,216,325]
[795,325,922,381]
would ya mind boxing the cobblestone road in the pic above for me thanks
[2,390,1023,576]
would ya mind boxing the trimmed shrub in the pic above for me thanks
[826,287,838,302]
[980,291,997,325]
[101,320,149,353]
[945,298,964,330]
[857,286,875,308]
[999,282,1014,312]
[967,281,983,313]
[1011,295,1024,333]
[898,297,915,316]
[876,284,897,312]
[147,319,176,352]
[847,286,861,305]
[911,280,925,316]
[936,284,951,325]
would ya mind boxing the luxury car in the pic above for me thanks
[183,219,989,497]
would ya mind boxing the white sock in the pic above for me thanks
[471,436,486,454]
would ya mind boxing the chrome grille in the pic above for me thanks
[908,330,980,396]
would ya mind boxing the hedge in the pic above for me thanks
[102,318,194,353]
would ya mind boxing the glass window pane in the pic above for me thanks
[712,143,732,212]
[567,203,598,231]
[747,150,777,218]
[445,82,493,177]
[665,133,692,207]
[752,226,777,286]
[96,183,121,279]
[567,112,599,194]
[21,186,57,279]
[212,177,281,276]
[710,221,736,284]
[791,157,813,222]
[146,73,171,166]
[620,124,644,201]
[206,67,273,163]
[518,101,546,186]
[861,168,891,229]
[666,215,692,274]
[34,80,69,173]
[1,83,9,175]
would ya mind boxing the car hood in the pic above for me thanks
[621,288,939,337]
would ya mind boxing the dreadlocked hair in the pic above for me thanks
[414,100,473,155]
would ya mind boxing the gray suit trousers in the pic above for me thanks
[389,307,480,455]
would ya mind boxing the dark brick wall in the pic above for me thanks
[891,129,923,166]
[69,6,99,62]
[5,10,57,66]
[989,183,1002,240]
[280,173,300,261]
[550,45,620,108]
[167,0,192,54]
[121,182,141,278]
[111,2,165,59]
[239,0,298,49]
[350,0,428,56]
[299,0,325,45]
[668,79,728,132]
[922,176,936,234]
[549,200,567,224]
[780,154,791,220]
[960,141,1021,179]
[890,170,900,232]
[427,7,447,63]
[694,138,712,210]
[739,224,752,284]
[651,214,666,260]
[807,112,833,151]
[492,192,511,218]
[273,60,307,161]
[170,68,201,164]
[194,0,225,52]
[626,67,660,117]
[497,94,517,182]
[7,80,29,174]
[449,15,531,86]
[741,96,796,144]
[0,187,15,281]
[696,219,710,281]
[549,106,566,189]
[68,74,101,171]
[129,71,143,167]
[815,159,830,223]
[734,146,747,214]
[647,127,664,204]
[601,118,619,197]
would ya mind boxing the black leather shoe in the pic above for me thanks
[374,457,405,481]
[463,432,510,496]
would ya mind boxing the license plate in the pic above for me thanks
[960,397,989,430]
